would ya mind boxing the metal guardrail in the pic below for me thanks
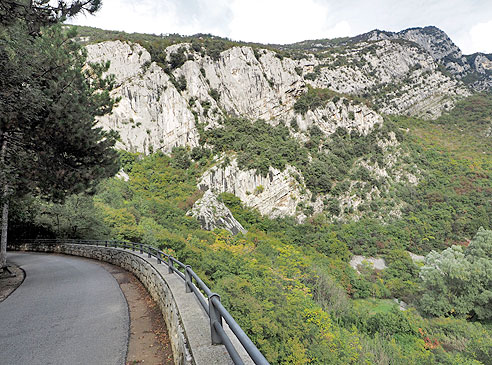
[12,238,269,365]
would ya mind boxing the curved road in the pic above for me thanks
[0,252,129,365]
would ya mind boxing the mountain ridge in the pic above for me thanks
[280,25,492,91]
[75,24,490,225]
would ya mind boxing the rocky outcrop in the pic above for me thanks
[83,35,430,220]
[80,27,477,221]
[473,54,492,74]
[394,27,463,63]
[408,252,425,263]
[86,41,199,154]
[295,98,383,135]
[85,25,480,156]
[358,26,492,91]
[196,47,304,121]
[198,158,307,219]
[85,29,472,156]
[362,27,468,71]
[467,53,492,91]
[85,41,309,153]
[188,191,246,235]
[350,255,387,273]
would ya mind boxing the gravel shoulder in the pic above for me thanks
[0,263,25,302]
[96,261,174,365]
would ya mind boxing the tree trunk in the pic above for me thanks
[0,194,8,269]
[0,133,9,270]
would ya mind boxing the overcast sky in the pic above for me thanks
[68,0,492,54]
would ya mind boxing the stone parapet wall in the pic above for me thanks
[9,243,241,365]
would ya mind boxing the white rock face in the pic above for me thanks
[82,33,472,220]
[86,41,199,153]
[474,54,492,74]
[84,40,401,219]
[360,26,492,91]
[398,27,463,61]
[201,47,304,121]
[296,99,383,135]
[307,39,470,119]
[310,39,432,93]
[188,191,246,235]
[85,33,474,156]
[408,252,425,263]
[350,256,387,273]
[198,158,306,218]
[85,40,392,154]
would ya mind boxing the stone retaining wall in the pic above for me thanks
[9,243,246,365]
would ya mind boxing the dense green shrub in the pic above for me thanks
[420,228,492,319]
[293,85,341,114]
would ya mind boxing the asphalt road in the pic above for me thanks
[0,252,129,365]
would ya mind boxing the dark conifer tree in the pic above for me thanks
[0,0,118,273]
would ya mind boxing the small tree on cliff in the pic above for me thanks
[0,1,119,273]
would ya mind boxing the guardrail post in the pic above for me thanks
[147,248,151,258]
[131,242,135,251]
[105,240,108,247]
[157,253,161,264]
[168,257,174,274]
[185,265,192,293]
[139,244,143,254]
[209,294,223,345]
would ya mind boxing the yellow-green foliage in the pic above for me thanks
[90,152,365,363]
[87,149,492,364]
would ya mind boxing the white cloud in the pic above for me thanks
[325,21,352,39]
[66,0,492,53]
[228,0,350,44]
[68,0,224,36]
[68,0,173,34]
[469,20,492,54]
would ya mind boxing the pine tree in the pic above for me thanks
[0,1,118,273]
[0,0,101,35]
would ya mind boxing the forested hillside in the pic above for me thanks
[7,24,492,364]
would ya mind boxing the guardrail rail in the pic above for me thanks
[11,238,269,365]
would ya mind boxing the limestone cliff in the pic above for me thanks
[86,41,199,154]
[80,26,476,221]
[356,26,492,91]
[198,158,305,219]
[85,29,471,156]
[303,38,470,119]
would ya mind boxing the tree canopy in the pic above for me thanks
[420,228,492,319]
[0,1,118,270]
[0,0,101,34]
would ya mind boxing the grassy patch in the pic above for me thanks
[353,298,400,315]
